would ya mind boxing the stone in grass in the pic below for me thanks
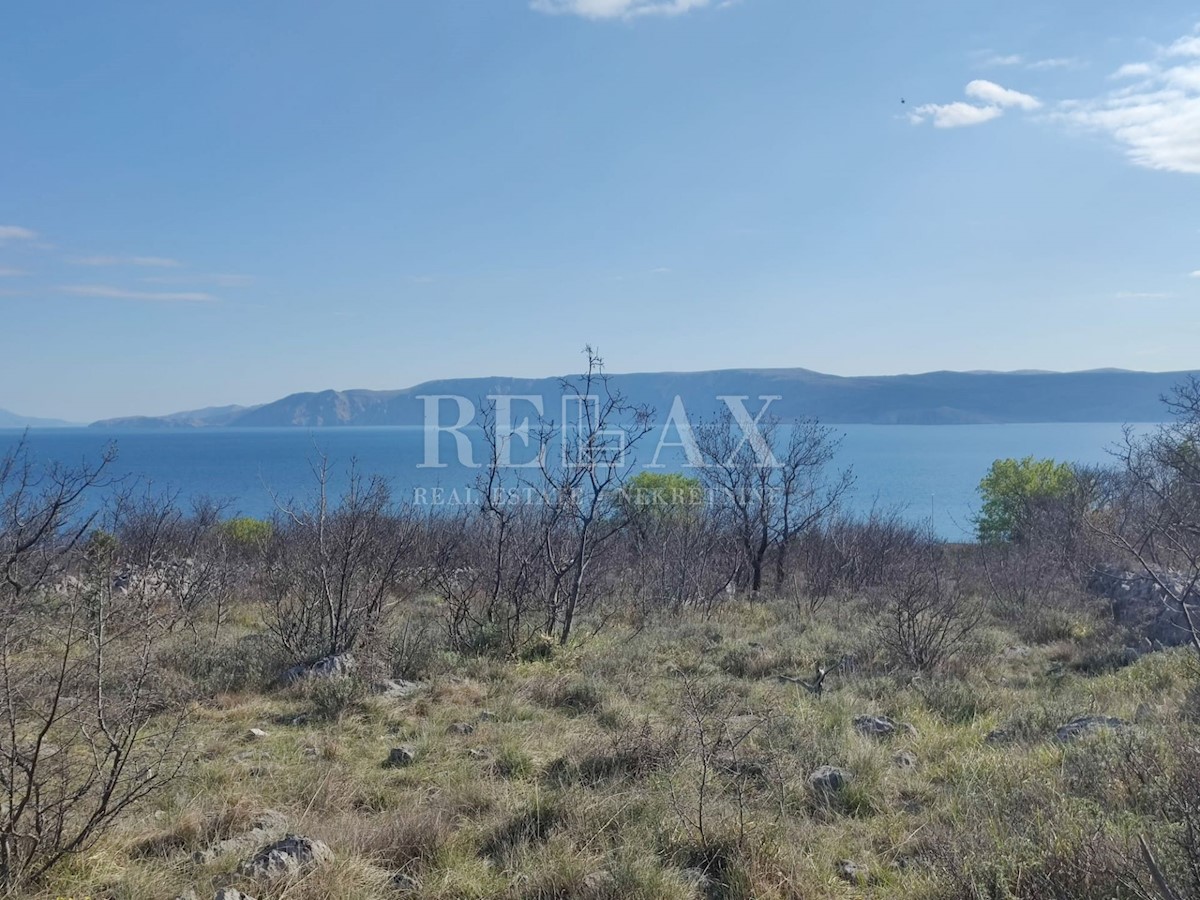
[246,728,269,741]
[892,750,918,769]
[386,746,418,768]
[214,890,259,900]
[391,872,420,892]
[853,714,916,738]
[240,834,332,879]
[281,653,356,685]
[192,810,288,865]
[984,728,1015,747]
[372,679,420,699]
[836,859,869,884]
[447,722,475,736]
[1056,715,1128,742]
[808,765,853,793]
[582,870,615,891]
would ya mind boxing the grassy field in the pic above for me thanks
[35,590,1200,900]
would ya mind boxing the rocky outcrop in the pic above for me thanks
[1090,568,1198,649]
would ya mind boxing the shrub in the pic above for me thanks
[918,677,997,724]
[306,675,368,722]
[528,675,606,716]
[976,456,1077,544]
[881,553,980,672]
[158,632,290,695]
[219,516,273,549]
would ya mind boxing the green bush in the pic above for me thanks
[219,516,273,549]
[976,457,1076,543]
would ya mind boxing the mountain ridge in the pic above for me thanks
[84,367,1199,429]
[0,408,79,428]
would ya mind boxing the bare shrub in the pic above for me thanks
[619,492,740,618]
[265,457,417,663]
[794,506,925,612]
[880,547,980,672]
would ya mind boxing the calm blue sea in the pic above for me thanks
[0,424,1149,541]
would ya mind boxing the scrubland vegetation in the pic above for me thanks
[2,368,1200,899]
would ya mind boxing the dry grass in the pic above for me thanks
[30,594,1200,900]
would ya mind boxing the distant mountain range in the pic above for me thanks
[84,367,1198,429]
[0,408,78,428]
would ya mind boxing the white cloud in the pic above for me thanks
[965,79,1042,110]
[1061,30,1200,174]
[910,80,1038,128]
[61,284,215,303]
[1167,34,1200,57]
[910,101,1004,128]
[0,226,37,243]
[979,52,1080,71]
[1027,57,1079,70]
[1190,270,1200,278]
[530,0,717,19]
[71,255,182,267]
[1112,62,1155,79]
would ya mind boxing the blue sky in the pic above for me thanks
[1,0,1199,421]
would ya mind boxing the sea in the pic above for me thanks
[0,423,1151,541]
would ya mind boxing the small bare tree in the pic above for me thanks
[0,439,187,892]
[670,670,769,852]
[110,492,236,637]
[695,411,851,594]
[481,348,653,646]
[266,456,416,662]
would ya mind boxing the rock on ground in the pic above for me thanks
[809,765,852,792]
[892,750,918,769]
[372,678,420,699]
[1090,568,1198,649]
[192,810,288,865]
[239,834,333,879]
[281,653,356,685]
[836,859,869,884]
[853,714,916,738]
[387,746,418,768]
[1056,715,1128,742]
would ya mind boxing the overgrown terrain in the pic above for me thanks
[32,588,1200,900]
